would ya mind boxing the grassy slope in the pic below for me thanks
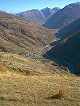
[0,52,57,75]
[0,52,80,106]
[0,12,55,55]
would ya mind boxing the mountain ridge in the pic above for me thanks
[17,7,60,25]
[0,11,55,55]
[44,2,80,29]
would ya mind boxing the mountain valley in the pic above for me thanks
[0,2,80,106]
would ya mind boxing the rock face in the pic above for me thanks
[44,2,80,29]
[43,19,80,74]
[0,11,55,55]
[17,7,60,25]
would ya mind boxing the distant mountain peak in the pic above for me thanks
[42,7,50,10]
[17,7,60,25]
[44,2,80,29]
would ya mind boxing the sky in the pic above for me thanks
[0,0,80,13]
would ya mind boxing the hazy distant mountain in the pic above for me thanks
[41,7,52,18]
[17,7,60,25]
[0,11,55,55]
[43,19,80,74]
[16,9,45,25]
[44,2,80,29]
[41,7,60,18]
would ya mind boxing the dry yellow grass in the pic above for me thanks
[0,72,80,106]
[0,52,63,75]
[0,52,80,106]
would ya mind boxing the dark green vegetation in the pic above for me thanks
[43,6,80,75]
[44,31,80,74]
[56,18,80,39]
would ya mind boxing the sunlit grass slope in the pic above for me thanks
[0,52,80,106]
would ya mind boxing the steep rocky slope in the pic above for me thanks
[17,9,45,25]
[0,11,55,55]
[17,7,60,25]
[44,2,80,29]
